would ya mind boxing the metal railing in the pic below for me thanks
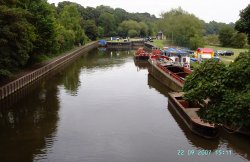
[0,41,98,100]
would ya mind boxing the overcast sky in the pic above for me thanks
[48,0,249,23]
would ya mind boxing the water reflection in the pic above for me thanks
[147,72,250,161]
[147,74,220,150]
[133,59,149,71]
[220,130,250,161]
[0,77,60,162]
[0,48,249,162]
[147,74,172,96]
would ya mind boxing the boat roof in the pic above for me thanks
[164,47,189,55]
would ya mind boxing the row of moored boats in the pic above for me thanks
[134,46,249,139]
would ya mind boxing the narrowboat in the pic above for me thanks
[148,55,192,92]
[168,92,219,139]
[134,47,163,60]
[134,47,151,60]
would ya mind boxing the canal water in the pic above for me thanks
[0,48,249,162]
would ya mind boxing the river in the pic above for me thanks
[0,48,249,162]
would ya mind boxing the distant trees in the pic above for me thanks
[204,34,220,45]
[157,8,204,49]
[118,20,146,37]
[83,20,98,40]
[219,25,247,48]
[218,26,235,47]
[231,32,247,48]
[0,1,157,80]
[99,12,116,36]
[58,4,87,45]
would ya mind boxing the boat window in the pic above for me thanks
[183,58,186,62]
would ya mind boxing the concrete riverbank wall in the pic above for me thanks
[107,40,144,48]
[0,41,98,100]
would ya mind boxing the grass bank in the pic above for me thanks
[151,39,173,48]
[205,45,249,64]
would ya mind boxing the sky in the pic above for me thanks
[48,0,249,23]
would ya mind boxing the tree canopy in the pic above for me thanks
[235,4,250,44]
[183,52,250,128]
[157,8,204,49]
[0,1,157,80]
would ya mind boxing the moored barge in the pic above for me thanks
[134,47,151,60]
[148,55,192,92]
[168,92,219,139]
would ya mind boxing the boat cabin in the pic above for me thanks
[162,47,190,68]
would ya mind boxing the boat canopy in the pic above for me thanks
[163,47,189,56]
[98,40,107,45]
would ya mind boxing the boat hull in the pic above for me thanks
[148,59,183,92]
[134,55,150,60]
[168,92,219,139]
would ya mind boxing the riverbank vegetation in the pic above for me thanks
[183,51,250,128]
[0,0,157,81]
[157,8,204,50]
[1,1,249,82]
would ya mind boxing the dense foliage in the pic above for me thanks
[0,1,157,80]
[183,52,250,128]
[157,8,204,49]
[219,25,247,48]
[204,21,234,35]
[1,1,249,81]
[235,4,250,44]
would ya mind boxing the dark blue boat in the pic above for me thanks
[98,40,107,47]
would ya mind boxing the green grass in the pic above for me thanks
[151,39,173,48]
[151,40,166,48]
[205,45,249,64]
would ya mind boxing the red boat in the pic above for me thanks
[151,47,162,55]
[134,47,163,60]
[134,47,151,60]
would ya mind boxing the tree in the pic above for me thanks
[54,24,75,53]
[235,4,250,44]
[218,26,234,47]
[139,22,149,37]
[204,34,220,45]
[58,4,87,44]
[83,20,98,40]
[114,8,129,25]
[0,3,36,79]
[24,0,57,57]
[157,8,204,49]
[128,29,138,37]
[97,26,104,38]
[183,52,250,128]
[118,20,141,37]
[231,32,247,48]
[189,34,204,50]
[98,12,116,36]
[204,21,229,35]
